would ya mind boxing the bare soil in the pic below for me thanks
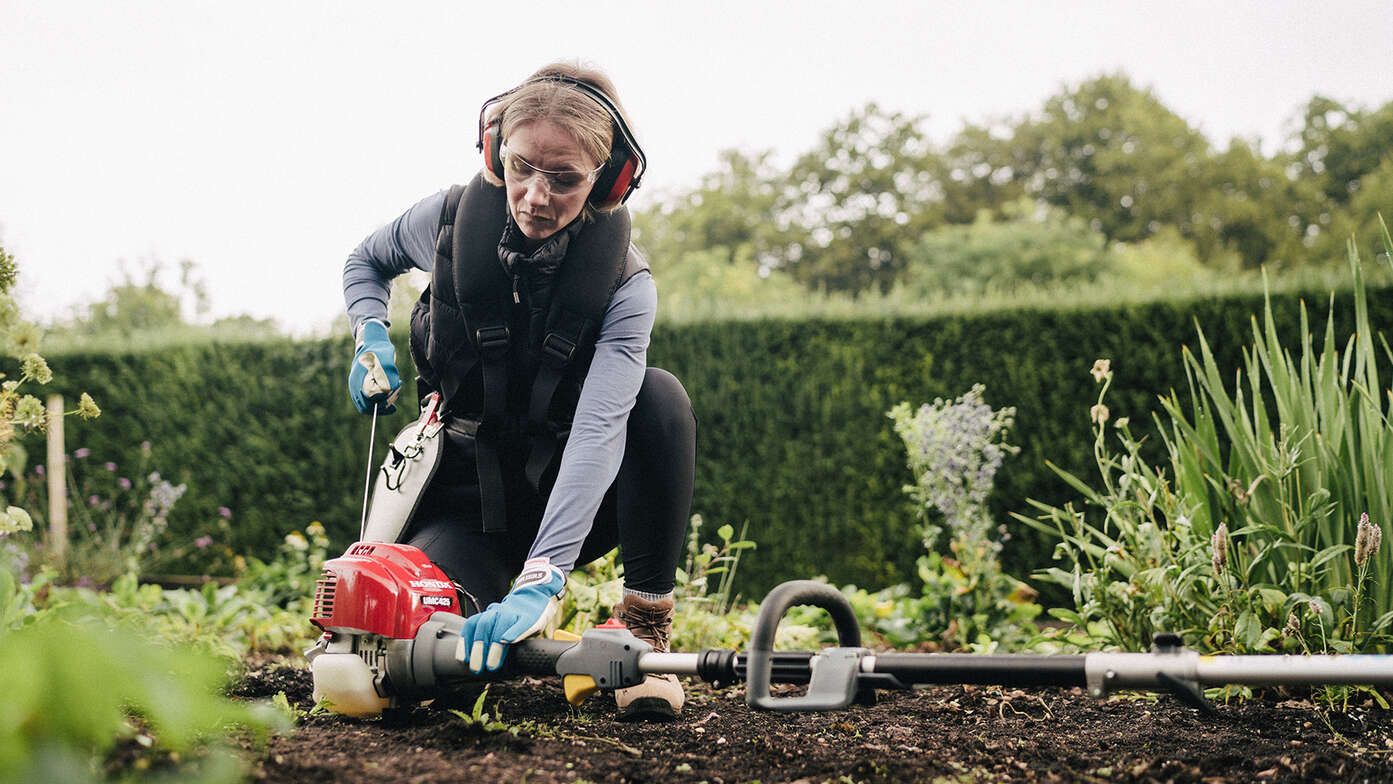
[228,660,1393,784]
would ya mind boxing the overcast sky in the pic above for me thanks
[3,1,1391,335]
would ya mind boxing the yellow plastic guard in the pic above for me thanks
[564,674,599,705]
[551,629,593,705]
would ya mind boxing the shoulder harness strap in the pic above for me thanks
[445,174,512,531]
[522,207,638,490]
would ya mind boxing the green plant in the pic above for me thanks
[0,570,290,782]
[560,548,625,634]
[238,521,332,610]
[447,686,515,734]
[889,385,1041,650]
[1023,225,1393,654]
[671,516,758,651]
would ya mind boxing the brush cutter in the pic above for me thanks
[304,541,1393,717]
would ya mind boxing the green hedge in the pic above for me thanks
[30,285,1393,596]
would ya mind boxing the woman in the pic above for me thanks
[341,62,694,721]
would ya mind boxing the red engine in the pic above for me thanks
[311,541,458,640]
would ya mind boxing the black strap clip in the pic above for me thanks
[475,325,511,357]
[541,333,577,366]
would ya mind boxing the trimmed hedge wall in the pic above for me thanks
[34,285,1393,595]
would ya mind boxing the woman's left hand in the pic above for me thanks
[459,557,566,673]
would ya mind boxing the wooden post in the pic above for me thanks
[46,394,66,569]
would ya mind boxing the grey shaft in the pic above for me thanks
[1197,654,1393,686]
[1086,651,1393,697]
[639,652,700,676]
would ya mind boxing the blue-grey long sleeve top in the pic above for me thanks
[343,188,657,576]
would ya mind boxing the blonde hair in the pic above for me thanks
[483,62,632,217]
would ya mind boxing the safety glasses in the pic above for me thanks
[500,145,603,195]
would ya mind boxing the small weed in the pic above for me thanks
[447,686,518,735]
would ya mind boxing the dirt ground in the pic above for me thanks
[228,659,1393,784]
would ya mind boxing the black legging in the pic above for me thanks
[403,367,696,612]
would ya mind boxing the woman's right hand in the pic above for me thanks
[349,319,401,414]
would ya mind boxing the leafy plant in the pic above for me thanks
[889,385,1041,650]
[238,521,333,610]
[0,570,289,782]
[671,516,758,650]
[1022,223,1393,654]
[447,686,515,734]
[560,547,625,634]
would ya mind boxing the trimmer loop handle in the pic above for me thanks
[746,580,869,711]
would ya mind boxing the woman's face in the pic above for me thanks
[501,119,601,245]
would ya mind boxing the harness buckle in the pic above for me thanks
[541,333,577,365]
[475,325,511,357]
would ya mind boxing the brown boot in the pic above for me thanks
[612,593,685,721]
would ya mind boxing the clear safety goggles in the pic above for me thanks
[500,144,604,195]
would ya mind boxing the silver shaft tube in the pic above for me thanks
[1197,653,1393,686]
[640,652,700,676]
[1085,651,1393,697]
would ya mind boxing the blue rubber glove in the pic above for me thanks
[458,558,566,673]
[348,319,401,414]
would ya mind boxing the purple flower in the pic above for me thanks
[34,465,44,477]
[140,441,152,454]
[76,576,95,589]
[88,522,97,532]
[0,481,6,491]
[195,535,213,549]
[88,495,100,506]
[218,507,232,519]
[105,462,117,471]
[74,448,90,459]
[118,477,132,490]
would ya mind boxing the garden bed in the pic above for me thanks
[233,659,1393,783]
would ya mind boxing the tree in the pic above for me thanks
[1292,97,1393,208]
[633,150,807,317]
[1190,139,1322,268]
[634,149,784,272]
[771,104,945,294]
[936,119,1033,226]
[1290,97,1393,261]
[1016,73,1211,246]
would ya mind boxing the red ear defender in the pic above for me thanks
[481,117,505,181]
[590,147,636,210]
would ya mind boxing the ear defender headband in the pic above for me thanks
[476,75,646,209]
